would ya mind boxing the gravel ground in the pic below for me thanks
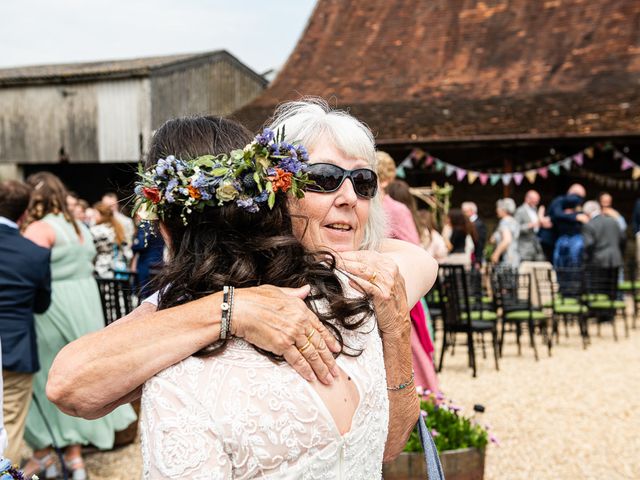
[27,316,639,480]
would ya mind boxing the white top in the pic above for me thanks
[139,285,389,479]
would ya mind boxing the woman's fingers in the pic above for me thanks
[282,347,317,383]
[295,333,334,385]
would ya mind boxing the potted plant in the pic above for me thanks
[383,389,497,480]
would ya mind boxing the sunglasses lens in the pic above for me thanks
[307,164,344,192]
[351,169,378,198]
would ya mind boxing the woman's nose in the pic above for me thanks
[333,177,359,206]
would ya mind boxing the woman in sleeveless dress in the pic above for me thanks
[21,173,137,479]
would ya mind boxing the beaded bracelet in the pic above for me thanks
[220,286,234,340]
[387,371,415,391]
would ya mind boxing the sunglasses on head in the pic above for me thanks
[305,163,378,198]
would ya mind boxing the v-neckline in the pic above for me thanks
[302,356,363,439]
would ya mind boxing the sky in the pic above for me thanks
[0,0,317,74]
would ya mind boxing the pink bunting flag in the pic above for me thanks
[455,168,467,182]
[572,152,584,166]
[621,157,635,171]
[538,167,548,178]
[479,173,489,185]
[513,173,524,185]
[425,155,434,167]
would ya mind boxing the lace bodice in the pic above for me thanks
[139,311,389,479]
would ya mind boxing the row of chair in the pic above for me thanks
[429,263,638,377]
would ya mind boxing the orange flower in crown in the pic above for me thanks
[187,185,202,199]
[269,168,294,193]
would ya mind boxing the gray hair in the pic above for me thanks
[496,198,516,215]
[461,201,478,214]
[267,98,385,250]
[583,200,601,217]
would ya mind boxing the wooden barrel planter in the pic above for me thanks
[383,447,485,480]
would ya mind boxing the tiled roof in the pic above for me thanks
[234,0,640,142]
[0,50,266,87]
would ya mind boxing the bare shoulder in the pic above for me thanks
[23,220,56,248]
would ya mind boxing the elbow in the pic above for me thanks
[46,371,80,417]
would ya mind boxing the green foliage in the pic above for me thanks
[404,393,489,453]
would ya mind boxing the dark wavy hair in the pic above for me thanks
[147,115,373,358]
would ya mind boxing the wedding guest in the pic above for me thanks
[21,173,136,479]
[548,184,589,268]
[490,198,520,267]
[382,178,439,392]
[514,190,545,262]
[48,102,438,465]
[0,180,51,463]
[90,201,133,279]
[462,201,486,266]
[416,210,448,263]
[442,208,476,266]
[131,221,165,298]
[101,192,135,247]
[582,201,623,268]
[598,192,627,232]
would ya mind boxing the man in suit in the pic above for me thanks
[548,183,589,267]
[0,180,51,461]
[462,201,486,267]
[514,190,545,262]
[582,200,623,268]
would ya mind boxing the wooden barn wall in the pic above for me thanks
[0,84,99,164]
[0,79,150,164]
[150,59,265,130]
[96,78,151,162]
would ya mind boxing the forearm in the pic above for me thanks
[47,295,222,418]
[382,326,420,462]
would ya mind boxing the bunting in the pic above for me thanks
[398,145,638,187]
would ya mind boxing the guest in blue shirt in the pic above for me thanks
[132,221,165,298]
[548,184,589,268]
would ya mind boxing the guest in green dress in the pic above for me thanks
[21,172,136,480]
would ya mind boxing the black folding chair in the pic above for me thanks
[584,266,628,341]
[438,265,499,377]
[95,274,138,326]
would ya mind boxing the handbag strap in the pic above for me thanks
[417,415,446,480]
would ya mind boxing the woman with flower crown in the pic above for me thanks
[48,100,438,477]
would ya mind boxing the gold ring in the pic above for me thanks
[306,329,316,341]
[369,271,378,284]
[298,339,313,354]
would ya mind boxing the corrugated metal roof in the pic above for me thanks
[0,50,267,87]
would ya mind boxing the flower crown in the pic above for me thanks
[1,456,39,479]
[133,128,312,224]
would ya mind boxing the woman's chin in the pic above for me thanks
[320,228,358,252]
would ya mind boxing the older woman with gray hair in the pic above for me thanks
[47,99,438,474]
[491,198,520,267]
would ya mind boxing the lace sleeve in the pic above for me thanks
[141,375,232,480]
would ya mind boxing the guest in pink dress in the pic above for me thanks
[377,152,440,392]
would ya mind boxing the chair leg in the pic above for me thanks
[438,330,448,372]
[499,319,506,357]
[516,322,522,356]
[543,320,552,357]
[610,314,618,341]
[622,309,629,338]
[528,320,539,361]
[451,332,457,356]
[491,330,500,371]
[468,332,477,377]
[481,333,487,359]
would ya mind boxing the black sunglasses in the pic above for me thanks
[306,163,378,198]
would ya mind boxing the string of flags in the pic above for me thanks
[396,145,639,190]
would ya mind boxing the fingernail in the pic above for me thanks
[308,372,317,383]
[325,374,334,385]
[331,365,339,377]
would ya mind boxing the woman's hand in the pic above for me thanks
[336,250,411,337]
[231,285,341,385]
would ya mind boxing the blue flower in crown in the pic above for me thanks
[255,128,275,146]
[278,156,304,174]
[0,456,39,479]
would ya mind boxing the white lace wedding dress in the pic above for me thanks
[139,294,389,479]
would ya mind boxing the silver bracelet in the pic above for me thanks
[387,371,415,391]
[220,286,234,340]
